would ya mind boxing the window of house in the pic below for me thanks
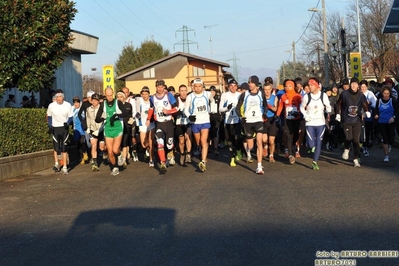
[193,66,205,77]
[143,68,155,78]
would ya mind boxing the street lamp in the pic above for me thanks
[308,0,329,86]
[305,61,322,79]
[330,29,357,79]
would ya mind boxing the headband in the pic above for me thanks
[308,79,319,88]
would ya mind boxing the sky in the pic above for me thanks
[70,0,350,82]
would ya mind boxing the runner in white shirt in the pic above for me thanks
[174,84,193,166]
[184,78,212,172]
[219,79,242,166]
[47,89,73,175]
[135,86,156,167]
[236,75,268,175]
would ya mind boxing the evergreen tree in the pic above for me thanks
[0,0,77,95]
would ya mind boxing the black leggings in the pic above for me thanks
[342,122,361,159]
[379,123,395,145]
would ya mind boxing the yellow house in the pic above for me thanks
[116,51,234,94]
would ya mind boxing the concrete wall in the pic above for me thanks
[0,150,54,181]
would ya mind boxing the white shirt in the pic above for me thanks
[300,91,331,126]
[219,91,241,124]
[47,101,73,127]
[184,91,211,124]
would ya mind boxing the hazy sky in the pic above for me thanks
[71,0,350,77]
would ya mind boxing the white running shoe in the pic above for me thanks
[256,166,264,175]
[62,167,69,175]
[110,167,119,176]
[342,149,350,160]
[353,159,361,167]
[388,145,392,153]
[363,148,369,157]
[384,155,389,162]
[148,161,154,167]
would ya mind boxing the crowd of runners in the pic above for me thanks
[46,75,399,175]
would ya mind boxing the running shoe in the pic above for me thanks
[185,154,192,163]
[284,149,289,158]
[312,161,319,170]
[342,149,350,160]
[91,163,99,172]
[363,147,369,157]
[53,164,61,172]
[144,148,150,159]
[388,145,392,153]
[199,160,206,172]
[353,159,361,167]
[247,156,253,163]
[256,166,264,175]
[159,162,167,174]
[80,158,86,165]
[269,155,275,163]
[180,153,186,165]
[110,167,119,176]
[230,158,236,167]
[132,152,139,162]
[168,157,175,166]
[62,167,69,175]
[236,150,243,161]
[148,161,155,167]
[288,155,295,164]
[83,152,89,162]
[384,155,389,162]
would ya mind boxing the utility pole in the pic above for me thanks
[292,41,297,78]
[227,53,240,82]
[204,24,218,58]
[174,25,198,54]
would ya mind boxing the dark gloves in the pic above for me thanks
[227,103,233,110]
[63,122,69,130]
[274,115,280,124]
[291,111,300,118]
[135,112,141,119]
[241,117,246,124]
[110,114,119,127]
[82,122,87,131]
[188,115,196,122]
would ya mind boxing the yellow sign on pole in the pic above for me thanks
[102,65,114,93]
[350,52,362,81]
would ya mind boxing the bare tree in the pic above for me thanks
[347,0,399,81]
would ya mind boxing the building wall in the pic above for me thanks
[123,57,226,94]
[53,52,83,102]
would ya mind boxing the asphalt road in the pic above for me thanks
[1,144,399,266]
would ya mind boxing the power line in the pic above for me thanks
[76,4,129,41]
[118,0,174,45]
[294,0,321,44]
[93,0,141,42]
[139,0,175,31]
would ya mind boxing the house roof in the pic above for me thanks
[117,51,230,80]
[383,0,399,33]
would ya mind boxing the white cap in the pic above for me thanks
[87,91,95,97]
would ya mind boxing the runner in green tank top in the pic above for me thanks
[95,88,128,176]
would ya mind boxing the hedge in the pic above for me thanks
[0,108,53,157]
